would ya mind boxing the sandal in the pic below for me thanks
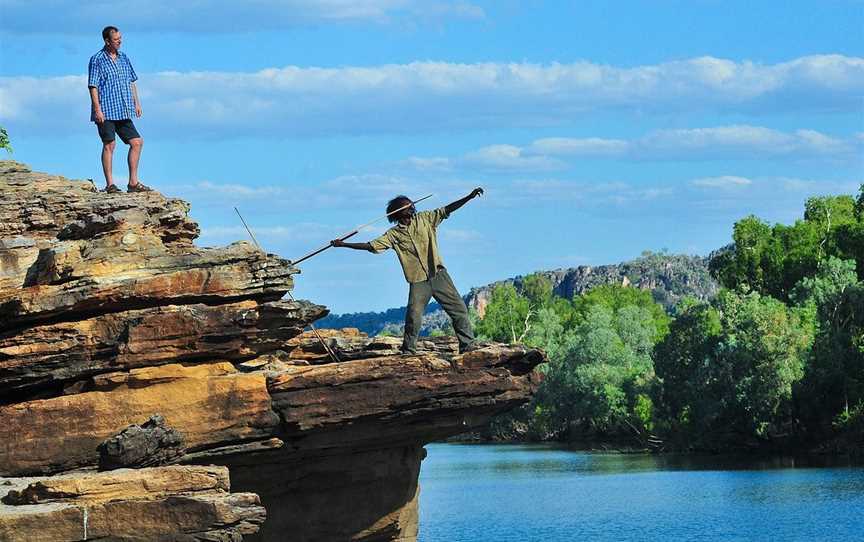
[127,181,154,193]
[102,184,121,194]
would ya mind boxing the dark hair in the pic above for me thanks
[386,195,412,223]
[102,26,119,41]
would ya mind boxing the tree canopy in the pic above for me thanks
[477,185,863,453]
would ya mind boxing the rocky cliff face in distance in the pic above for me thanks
[0,161,544,542]
[468,251,719,318]
[319,251,718,336]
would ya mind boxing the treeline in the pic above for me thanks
[474,186,864,453]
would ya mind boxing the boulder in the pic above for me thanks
[0,465,265,541]
[98,414,186,470]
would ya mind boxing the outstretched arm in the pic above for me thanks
[331,239,375,252]
[445,187,484,215]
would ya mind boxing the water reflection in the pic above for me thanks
[434,442,861,478]
[419,443,864,542]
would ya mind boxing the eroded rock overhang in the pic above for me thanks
[0,161,545,541]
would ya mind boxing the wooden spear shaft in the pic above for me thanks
[233,206,343,363]
[289,193,433,266]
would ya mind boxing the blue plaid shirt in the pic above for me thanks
[88,48,138,121]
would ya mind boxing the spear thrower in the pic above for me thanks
[289,193,433,265]
[233,193,433,363]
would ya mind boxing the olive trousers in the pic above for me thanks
[403,267,475,354]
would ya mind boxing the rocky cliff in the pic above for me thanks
[0,161,544,542]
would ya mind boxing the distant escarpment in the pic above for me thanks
[319,252,718,336]
[0,161,544,542]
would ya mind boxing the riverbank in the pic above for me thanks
[448,415,864,459]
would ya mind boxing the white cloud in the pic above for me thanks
[2,55,862,138]
[499,179,676,207]
[633,125,858,159]
[638,125,789,155]
[691,176,753,188]
[0,0,485,34]
[776,177,861,194]
[406,125,862,172]
[172,173,477,222]
[528,137,629,157]
[791,129,853,156]
[462,144,567,171]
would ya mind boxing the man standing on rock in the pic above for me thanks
[88,26,152,194]
[330,188,484,355]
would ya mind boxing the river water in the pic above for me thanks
[418,443,864,541]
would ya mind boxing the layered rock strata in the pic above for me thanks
[0,161,544,542]
[0,466,266,541]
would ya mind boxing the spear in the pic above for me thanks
[289,194,433,266]
[233,206,344,363]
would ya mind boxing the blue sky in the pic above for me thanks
[1,0,862,313]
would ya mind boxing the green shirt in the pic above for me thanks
[370,207,450,283]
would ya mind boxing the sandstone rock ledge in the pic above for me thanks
[0,162,545,542]
[0,466,265,542]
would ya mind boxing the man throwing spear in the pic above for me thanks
[330,188,484,355]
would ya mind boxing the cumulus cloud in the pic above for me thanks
[407,144,567,173]
[407,125,861,172]
[633,125,858,159]
[462,144,567,171]
[2,55,862,138]
[497,179,676,207]
[0,0,485,34]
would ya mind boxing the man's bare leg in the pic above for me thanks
[101,140,116,187]
[127,137,143,186]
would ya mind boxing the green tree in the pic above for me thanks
[710,194,862,300]
[572,284,670,341]
[475,284,532,343]
[521,273,554,309]
[653,302,722,432]
[857,185,864,218]
[0,127,11,154]
[525,306,565,356]
[836,185,864,279]
[654,288,814,448]
[792,258,864,434]
[539,285,669,443]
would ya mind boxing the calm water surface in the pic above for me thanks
[418,443,864,541]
